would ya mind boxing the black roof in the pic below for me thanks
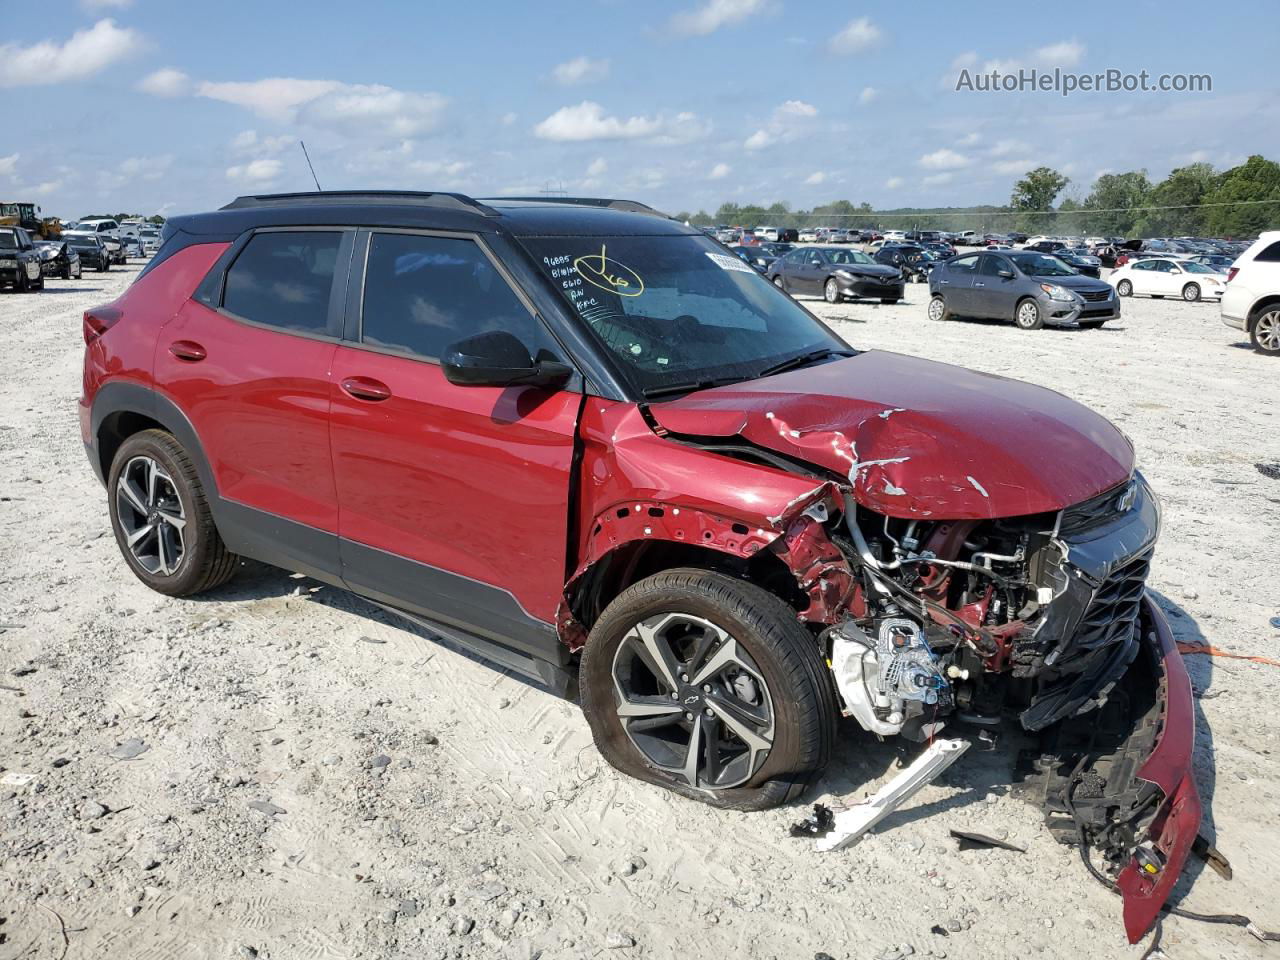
[166,191,698,241]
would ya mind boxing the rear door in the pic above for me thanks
[937,253,980,312]
[328,229,581,661]
[156,228,352,579]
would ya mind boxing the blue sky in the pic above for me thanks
[3,0,1279,218]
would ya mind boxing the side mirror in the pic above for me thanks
[442,330,572,389]
[997,268,1015,279]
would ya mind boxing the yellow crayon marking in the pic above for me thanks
[573,244,645,298]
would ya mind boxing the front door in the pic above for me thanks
[328,229,581,661]
[939,253,980,312]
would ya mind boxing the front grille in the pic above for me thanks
[1080,289,1111,302]
[1074,548,1152,651]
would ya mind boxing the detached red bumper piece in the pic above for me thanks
[1117,596,1202,944]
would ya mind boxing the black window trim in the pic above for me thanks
[343,226,585,392]
[200,225,355,344]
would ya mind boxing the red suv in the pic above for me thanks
[81,192,1196,941]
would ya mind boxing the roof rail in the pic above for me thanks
[481,196,673,219]
[219,190,500,217]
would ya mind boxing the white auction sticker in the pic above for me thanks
[705,251,755,274]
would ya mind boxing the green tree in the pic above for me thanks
[1081,171,1151,236]
[1136,163,1218,236]
[1202,155,1280,237]
[1010,167,1069,233]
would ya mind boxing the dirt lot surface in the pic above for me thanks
[2,264,1278,960]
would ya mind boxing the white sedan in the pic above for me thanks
[1109,256,1227,302]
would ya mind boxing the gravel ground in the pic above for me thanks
[1,263,1278,960]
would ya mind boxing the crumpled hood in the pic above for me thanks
[648,351,1134,520]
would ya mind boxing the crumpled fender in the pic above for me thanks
[1117,595,1202,943]
[556,399,856,648]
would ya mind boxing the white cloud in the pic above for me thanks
[922,173,953,187]
[197,77,342,121]
[0,153,17,177]
[231,130,292,155]
[988,138,1029,158]
[709,162,731,180]
[858,87,878,105]
[500,112,517,126]
[119,154,172,181]
[137,68,190,97]
[552,56,609,86]
[80,0,132,8]
[298,85,447,138]
[1034,41,1085,68]
[29,179,63,196]
[804,171,827,185]
[587,157,607,176]
[533,101,705,143]
[0,19,143,87]
[668,0,769,36]
[919,148,971,170]
[226,158,284,184]
[957,131,981,147]
[993,158,1039,175]
[743,129,773,150]
[885,176,904,189]
[777,99,817,118]
[951,51,979,69]
[828,17,882,56]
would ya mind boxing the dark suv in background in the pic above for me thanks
[80,191,1193,942]
[928,249,1120,329]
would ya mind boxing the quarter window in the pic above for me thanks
[223,231,342,335]
[360,232,552,362]
[1254,241,1280,262]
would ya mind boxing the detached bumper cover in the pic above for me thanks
[1117,595,1201,943]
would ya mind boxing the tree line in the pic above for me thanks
[674,154,1280,239]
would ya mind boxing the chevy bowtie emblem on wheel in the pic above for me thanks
[684,695,700,704]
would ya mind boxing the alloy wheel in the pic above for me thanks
[611,612,774,790]
[1183,284,1200,302]
[1017,302,1040,328]
[1256,309,1280,352]
[825,279,840,303]
[115,455,187,576]
[928,297,945,321]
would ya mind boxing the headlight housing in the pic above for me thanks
[1040,283,1076,301]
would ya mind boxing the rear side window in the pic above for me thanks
[1255,241,1280,263]
[950,254,979,274]
[359,232,551,362]
[223,231,342,335]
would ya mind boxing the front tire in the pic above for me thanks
[1015,298,1044,330]
[107,429,238,597]
[772,275,786,290]
[1182,283,1201,302]
[1116,279,1133,297]
[824,278,842,303]
[1250,306,1280,356]
[580,569,836,811]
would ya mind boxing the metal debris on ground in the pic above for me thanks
[1270,616,1280,630]
[108,738,149,760]
[788,804,835,838]
[1191,834,1232,881]
[246,800,287,817]
[950,829,1027,853]
[816,738,970,852]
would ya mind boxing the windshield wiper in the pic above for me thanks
[640,376,744,400]
[756,348,853,379]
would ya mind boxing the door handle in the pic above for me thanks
[974,282,985,287]
[168,340,206,362]
[341,376,392,402]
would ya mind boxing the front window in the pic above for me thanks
[1181,261,1218,274]
[520,233,849,398]
[824,249,875,265]
[1008,253,1076,277]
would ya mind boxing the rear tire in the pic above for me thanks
[1250,306,1280,356]
[580,568,836,811]
[107,429,238,597]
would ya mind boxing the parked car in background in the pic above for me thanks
[756,226,780,241]
[35,240,82,280]
[715,227,740,244]
[1221,231,1280,355]
[1109,257,1226,302]
[1054,248,1102,278]
[122,235,145,259]
[882,230,906,243]
[777,228,799,243]
[928,250,1119,330]
[874,243,936,282]
[797,227,818,242]
[731,245,778,274]
[767,245,904,303]
[139,228,162,255]
[0,226,46,291]
[954,230,979,245]
[65,234,111,272]
[1023,239,1066,254]
[65,220,125,264]
[922,240,956,258]
[1187,254,1233,273]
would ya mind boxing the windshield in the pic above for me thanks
[1008,252,1076,277]
[821,249,871,265]
[521,233,849,397]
